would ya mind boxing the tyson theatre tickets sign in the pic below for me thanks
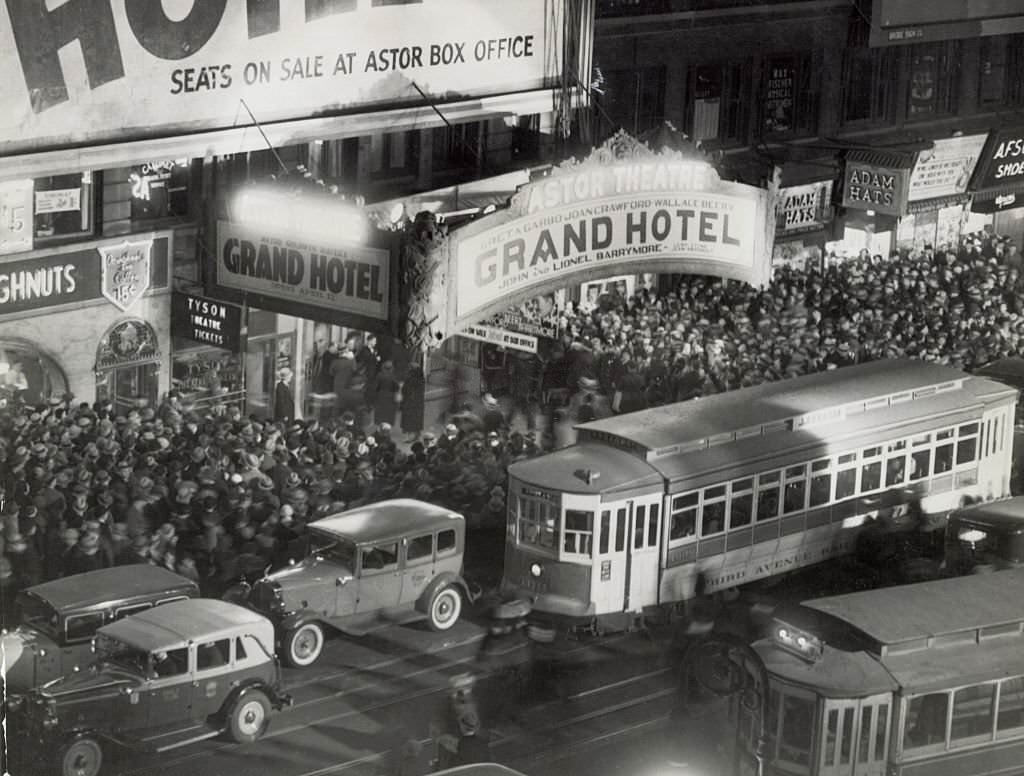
[449,141,774,329]
[0,0,565,155]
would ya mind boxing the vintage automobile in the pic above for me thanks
[1,566,199,694]
[11,598,290,776]
[236,498,471,667]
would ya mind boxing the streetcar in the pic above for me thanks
[501,360,1017,631]
[729,567,1024,776]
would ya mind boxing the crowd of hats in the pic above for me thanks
[0,395,540,603]
[543,231,1024,410]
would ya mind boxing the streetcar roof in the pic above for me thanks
[508,443,662,495]
[310,498,464,544]
[576,360,1012,458]
[803,569,1024,655]
[883,633,1024,693]
[753,638,898,697]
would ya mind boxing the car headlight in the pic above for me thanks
[6,694,23,711]
[530,563,543,578]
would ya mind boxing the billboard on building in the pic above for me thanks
[870,0,1024,46]
[448,140,773,329]
[907,135,987,202]
[0,0,567,156]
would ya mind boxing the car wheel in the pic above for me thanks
[59,735,103,776]
[227,690,271,744]
[428,585,462,631]
[283,622,324,667]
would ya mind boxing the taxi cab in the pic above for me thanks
[237,498,471,667]
[1,566,198,694]
[12,598,290,776]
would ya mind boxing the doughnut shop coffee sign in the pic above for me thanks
[450,147,772,326]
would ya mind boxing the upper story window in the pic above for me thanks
[689,61,751,146]
[596,66,667,137]
[370,131,420,178]
[841,18,895,126]
[33,172,96,245]
[130,160,194,224]
[761,52,820,140]
[433,121,482,173]
[906,41,960,120]
[979,34,1024,110]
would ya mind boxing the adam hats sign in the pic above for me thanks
[100,239,153,311]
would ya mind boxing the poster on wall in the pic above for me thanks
[764,56,796,134]
[907,135,987,202]
[0,179,32,256]
[0,0,566,156]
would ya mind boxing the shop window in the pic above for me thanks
[690,61,750,145]
[980,34,1024,109]
[33,172,96,244]
[370,131,420,178]
[130,160,193,224]
[433,122,482,172]
[596,66,666,137]
[0,340,69,409]
[761,52,820,139]
[95,319,161,417]
[906,42,960,119]
[842,19,896,126]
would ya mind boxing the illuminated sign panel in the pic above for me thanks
[451,154,772,327]
[907,135,987,202]
[870,0,1024,46]
[0,0,565,155]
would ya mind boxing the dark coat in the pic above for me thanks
[400,367,426,434]
[273,380,294,422]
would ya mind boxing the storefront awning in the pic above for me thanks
[971,181,1024,214]
[906,193,970,215]
[845,148,916,170]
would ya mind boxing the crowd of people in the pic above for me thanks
[535,230,1024,428]
[2,227,1021,617]
[0,385,541,618]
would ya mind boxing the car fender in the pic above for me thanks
[219,678,291,717]
[278,610,325,635]
[415,572,470,614]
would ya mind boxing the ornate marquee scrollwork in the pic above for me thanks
[397,211,449,359]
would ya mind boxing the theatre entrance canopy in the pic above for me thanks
[419,131,776,340]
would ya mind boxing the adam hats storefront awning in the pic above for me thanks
[971,127,1024,214]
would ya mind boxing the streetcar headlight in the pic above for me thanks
[530,563,543,578]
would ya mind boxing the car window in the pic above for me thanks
[114,602,152,621]
[437,529,456,555]
[152,647,189,678]
[361,543,398,572]
[235,637,247,662]
[65,612,104,642]
[196,639,230,671]
[407,534,433,563]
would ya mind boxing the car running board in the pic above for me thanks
[133,721,223,752]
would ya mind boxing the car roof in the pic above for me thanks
[98,599,269,652]
[25,566,197,614]
[951,496,1024,533]
[309,498,463,545]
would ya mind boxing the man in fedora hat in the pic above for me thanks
[480,394,505,435]
[274,367,295,423]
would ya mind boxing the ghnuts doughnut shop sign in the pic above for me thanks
[449,145,773,327]
[0,0,565,155]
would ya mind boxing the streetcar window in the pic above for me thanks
[959,422,980,436]
[936,429,954,440]
[997,676,1024,737]
[836,467,857,500]
[861,460,882,493]
[616,509,627,551]
[783,466,807,514]
[702,501,726,537]
[634,506,647,549]
[670,496,697,541]
[957,435,978,465]
[731,493,753,529]
[647,504,660,547]
[885,455,906,487]
[951,683,996,745]
[777,693,814,766]
[838,452,857,465]
[910,449,931,481]
[757,483,780,522]
[519,498,558,551]
[912,433,931,446]
[564,510,593,557]
[599,510,610,555]
[904,692,950,751]
[809,462,832,508]
[934,443,954,474]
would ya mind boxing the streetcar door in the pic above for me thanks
[820,694,890,776]
[627,496,662,611]
[591,502,629,615]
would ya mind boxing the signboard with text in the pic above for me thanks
[972,127,1024,192]
[460,324,538,353]
[870,0,1024,46]
[215,220,391,327]
[0,0,566,156]
[776,181,833,236]
[0,179,32,256]
[908,134,987,202]
[171,292,242,351]
[842,161,910,217]
[450,147,772,327]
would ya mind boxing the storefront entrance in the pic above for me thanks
[245,333,294,420]
[95,320,161,415]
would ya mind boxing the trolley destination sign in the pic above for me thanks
[450,143,773,327]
